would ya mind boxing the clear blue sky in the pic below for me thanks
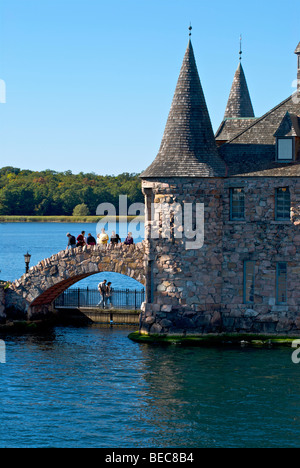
[1,0,299,176]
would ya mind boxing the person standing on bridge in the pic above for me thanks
[97,279,107,308]
[106,282,113,308]
[66,233,76,249]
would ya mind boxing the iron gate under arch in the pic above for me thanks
[54,287,145,310]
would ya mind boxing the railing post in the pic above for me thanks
[78,288,80,308]
[134,289,137,310]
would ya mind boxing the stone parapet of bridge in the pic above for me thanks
[5,242,147,320]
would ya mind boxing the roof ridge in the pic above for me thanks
[225,93,294,144]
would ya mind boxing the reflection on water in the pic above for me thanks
[1,326,300,448]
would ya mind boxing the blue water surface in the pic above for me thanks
[1,326,300,448]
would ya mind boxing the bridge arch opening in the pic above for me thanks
[30,271,145,309]
[53,272,146,312]
[67,271,145,292]
[24,244,146,312]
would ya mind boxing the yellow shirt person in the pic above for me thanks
[97,228,109,245]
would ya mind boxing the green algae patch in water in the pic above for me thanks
[128,331,300,347]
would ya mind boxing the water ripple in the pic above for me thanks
[1,326,300,448]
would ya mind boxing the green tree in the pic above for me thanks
[0,166,143,216]
[72,203,90,216]
[0,185,35,215]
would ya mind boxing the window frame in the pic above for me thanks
[243,260,255,304]
[276,262,287,305]
[230,187,245,221]
[276,137,294,162]
[275,187,291,221]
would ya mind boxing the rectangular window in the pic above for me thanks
[275,187,290,220]
[244,261,255,304]
[277,138,293,160]
[230,188,245,220]
[276,262,287,304]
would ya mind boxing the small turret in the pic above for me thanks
[215,39,255,145]
[224,61,255,120]
[141,39,226,178]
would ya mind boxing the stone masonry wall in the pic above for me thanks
[221,177,300,334]
[141,178,224,335]
[140,176,300,336]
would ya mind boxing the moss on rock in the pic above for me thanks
[128,331,299,347]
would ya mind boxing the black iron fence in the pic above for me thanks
[54,287,145,310]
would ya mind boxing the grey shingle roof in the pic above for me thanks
[295,42,300,54]
[215,62,255,142]
[219,92,300,176]
[140,40,227,178]
[226,94,299,145]
[274,112,300,137]
[223,62,255,119]
[219,142,300,177]
[215,117,257,142]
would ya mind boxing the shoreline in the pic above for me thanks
[128,331,300,347]
[0,322,299,347]
[0,215,145,223]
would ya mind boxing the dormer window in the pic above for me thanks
[274,112,300,162]
[277,137,294,161]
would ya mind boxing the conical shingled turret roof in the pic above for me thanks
[224,62,255,119]
[141,40,227,178]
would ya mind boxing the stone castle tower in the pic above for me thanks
[139,38,300,336]
[140,39,227,334]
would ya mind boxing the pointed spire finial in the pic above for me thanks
[239,34,242,61]
[189,23,192,37]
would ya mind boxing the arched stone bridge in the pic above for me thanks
[6,242,146,319]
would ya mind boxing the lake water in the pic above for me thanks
[1,325,300,448]
[1,223,300,448]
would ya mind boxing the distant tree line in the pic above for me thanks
[0,167,144,216]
